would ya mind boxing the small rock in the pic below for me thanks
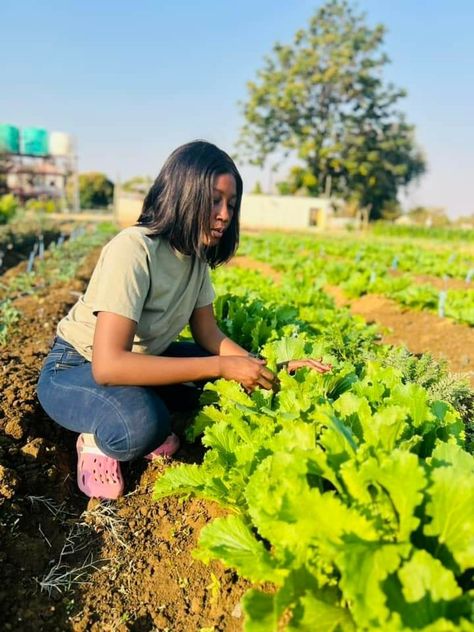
[0,465,21,499]
[152,613,168,628]
[231,602,242,618]
[4,418,26,440]
[20,437,47,461]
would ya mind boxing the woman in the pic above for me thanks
[37,140,330,500]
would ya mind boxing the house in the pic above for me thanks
[240,194,352,230]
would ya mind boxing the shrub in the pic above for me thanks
[0,194,19,224]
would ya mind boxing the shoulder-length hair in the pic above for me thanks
[136,140,242,267]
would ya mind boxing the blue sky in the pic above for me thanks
[2,0,473,218]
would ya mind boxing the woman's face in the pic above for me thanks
[205,173,237,247]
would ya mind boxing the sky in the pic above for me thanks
[2,0,474,219]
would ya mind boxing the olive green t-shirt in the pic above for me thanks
[57,226,215,361]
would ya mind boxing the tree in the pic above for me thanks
[407,206,449,227]
[276,166,319,196]
[79,172,114,209]
[121,175,153,195]
[237,0,426,220]
[251,181,264,194]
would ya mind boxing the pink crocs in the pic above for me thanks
[76,434,124,500]
[145,433,180,460]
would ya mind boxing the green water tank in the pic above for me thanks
[22,127,49,156]
[0,124,20,154]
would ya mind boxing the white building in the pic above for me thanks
[240,194,351,230]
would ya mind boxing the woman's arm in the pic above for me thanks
[92,310,274,390]
[189,304,249,357]
[92,311,221,386]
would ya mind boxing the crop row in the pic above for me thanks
[238,234,474,326]
[0,222,116,345]
[372,223,474,244]
[154,261,474,631]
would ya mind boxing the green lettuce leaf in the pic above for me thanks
[195,515,287,584]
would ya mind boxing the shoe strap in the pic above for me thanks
[79,444,111,457]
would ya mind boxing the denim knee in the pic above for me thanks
[37,339,175,461]
[94,400,172,461]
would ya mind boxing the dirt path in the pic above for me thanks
[228,254,282,282]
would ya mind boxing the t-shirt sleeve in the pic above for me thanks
[195,266,216,308]
[91,232,150,322]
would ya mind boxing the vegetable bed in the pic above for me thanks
[0,228,472,631]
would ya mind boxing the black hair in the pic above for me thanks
[136,140,242,267]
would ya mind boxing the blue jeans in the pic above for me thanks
[37,336,210,461]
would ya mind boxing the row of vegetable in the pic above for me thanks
[0,222,116,345]
[237,233,474,325]
[154,255,474,631]
[372,223,474,244]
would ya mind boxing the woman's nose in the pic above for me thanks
[217,201,231,221]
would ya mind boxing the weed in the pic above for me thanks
[0,299,21,345]
[36,522,105,596]
[26,495,75,522]
[80,500,130,549]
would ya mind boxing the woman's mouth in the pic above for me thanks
[210,227,224,239]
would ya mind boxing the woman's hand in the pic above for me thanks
[219,356,276,391]
[279,358,333,374]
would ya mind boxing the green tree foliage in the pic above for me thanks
[251,181,264,194]
[0,193,19,224]
[79,172,114,209]
[276,166,319,196]
[237,0,426,220]
[407,206,450,227]
[121,175,153,195]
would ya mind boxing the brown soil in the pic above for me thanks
[229,254,282,283]
[0,249,248,632]
[325,286,474,385]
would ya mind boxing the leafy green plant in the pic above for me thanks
[0,194,19,224]
[155,338,472,631]
[0,299,21,345]
[25,198,60,214]
[154,241,473,631]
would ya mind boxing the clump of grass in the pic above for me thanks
[37,523,102,596]
[0,299,21,345]
[80,500,130,550]
[36,500,130,596]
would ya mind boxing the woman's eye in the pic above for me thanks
[213,198,221,206]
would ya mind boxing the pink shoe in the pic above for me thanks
[76,434,124,500]
[145,433,180,460]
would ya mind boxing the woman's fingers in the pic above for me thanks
[308,359,332,373]
[256,366,277,390]
[260,366,276,381]
[286,358,333,374]
[241,356,334,390]
[257,376,275,390]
